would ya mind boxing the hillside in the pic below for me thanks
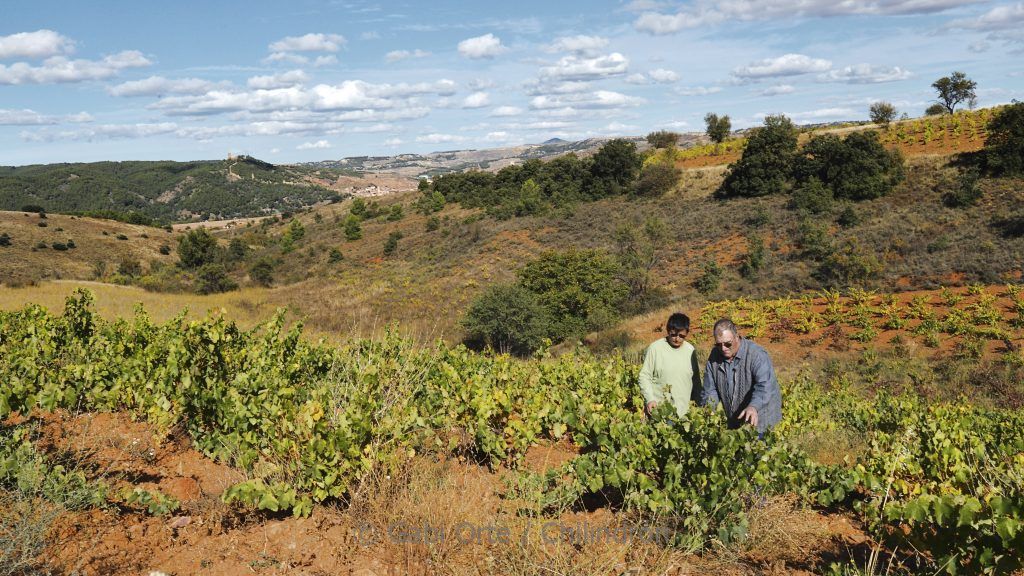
[0,156,349,222]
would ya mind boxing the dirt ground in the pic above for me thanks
[9,409,878,576]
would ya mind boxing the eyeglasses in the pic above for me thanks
[667,331,687,339]
[714,340,737,349]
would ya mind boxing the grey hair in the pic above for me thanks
[712,318,739,339]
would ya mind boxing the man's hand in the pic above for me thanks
[739,406,759,428]
[645,401,657,415]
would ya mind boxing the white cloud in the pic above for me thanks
[946,3,1024,49]
[297,139,332,150]
[0,30,74,60]
[361,31,381,40]
[109,75,224,96]
[485,131,513,141]
[524,79,591,95]
[546,35,609,56]
[626,73,648,84]
[530,90,644,110]
[648,68,679,83]
[416,133,466,144]
[675,85,722,96]
[66,111,94,123]
[313,55,338,67]
[540,52,629,80]
[263,52,310,65]
[458,34,506,59]
[462,91,490,108]
[468,78,497,90]
[0,108,57,125]
[664,119,690,129]
[605,122,638,132]
[247,70,309,89]
[787,107,857,122]
[269,33,346,53]
[385,49,430,62]
[817,64,912,83]
[21,122,177,142]
[384,138,404,147]
[491,105,523,117]
[635,0,982,34]
[968,41,991,53]
[733,54,831,80]
[0,51,151,85]
[760,84,795,96]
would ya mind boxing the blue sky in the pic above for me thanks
[1,0,1022,165]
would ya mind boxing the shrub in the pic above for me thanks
[518,249,626,339]
[195,263,238,294]
[117,257,142,277]
[227,238,248,260]
[461,284,552,356]
[116,234,128,240]
[589,139,641,195]
[158,244,171,255]
[836,204,863,227]
[0,233,10,247]
[696,261,723,295]
[65,239,75,249]
[20,204,44,213]
[984,101,1024,176]
[425,215,440,231]
[646,130,681,149]
[925,103,947,116]
[721,114,798,197]
[249,260,274,287]
[51,242,68,251]
[790,177,834,214]
[943,168,983,207]
[386,204,404,222]
[37,221,47,228]
[328,248,343,263]
[816,239,882,287]
[177,228,219,268]
[798,218,833,259]
[635,161,680,197]
[343,215,362,241]
[383,231,403,256]
[35,241,47,249]
[739,235,766,279]
[746,206,771,228]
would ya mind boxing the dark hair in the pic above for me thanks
[666,312,690,332]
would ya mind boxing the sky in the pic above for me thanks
[1,0,1022,165]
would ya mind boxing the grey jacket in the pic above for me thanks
[701,338,782,433]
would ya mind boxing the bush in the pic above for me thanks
[461,284,552,356]
[646,130,680,149]
[925,103,947,116]
[37,221,47,228]
[116,234,128,240]
[589,139,641,195]
[328,248,343,263]
[343,215,362,241]
[635,161,680,197]
[790,177,834,214]
[984,101,1024,176]
[386,204,404,222]
[227,238,248,260]
[51,242,68,251]
[195,263,238,294]
[425,215,440,231]
[943,168,983,207]
[117,257,142,277]
[696,261,723,295]
[797,218,833,259]
[794,130,904,201]
[0,233,10,247]
[158,244,171,255]
[65,239,75,249]
[177,228,219,268]
[518,249,626,339]
[249,260,274,287]
[739,235,766,279]
[383,231,403,257]
[836,204,863,227]
[721,114,798,197]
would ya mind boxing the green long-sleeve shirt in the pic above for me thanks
[639,338,701,418]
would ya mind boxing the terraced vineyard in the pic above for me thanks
[2,288,1023,574]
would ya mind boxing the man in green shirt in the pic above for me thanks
[639,312,702,419]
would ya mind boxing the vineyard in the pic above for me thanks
[2,289,1024,574]
[876,109,994,156]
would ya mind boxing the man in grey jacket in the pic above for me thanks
[701,318,782,435]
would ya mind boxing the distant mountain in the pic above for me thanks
[302,136,652,178]
[0,158,350,222]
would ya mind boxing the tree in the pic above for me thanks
[343,215,362,241]
[383,230,403,256]
[249,259,274,286]
[932,71,977,114]
[984,101,1024,176]
[614,217,667,310]
[589,139,641,194]
[177,228,219,269]
[794,130,904,201]
[704,113,732,144]
[925,103,947,116]
[518,249,627,339]
[195,263,238,294]
[461,284,551,356]
[720,114,798,197]
[646,130,680,149]
[117,257,142,277]
[869,102,898,125]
